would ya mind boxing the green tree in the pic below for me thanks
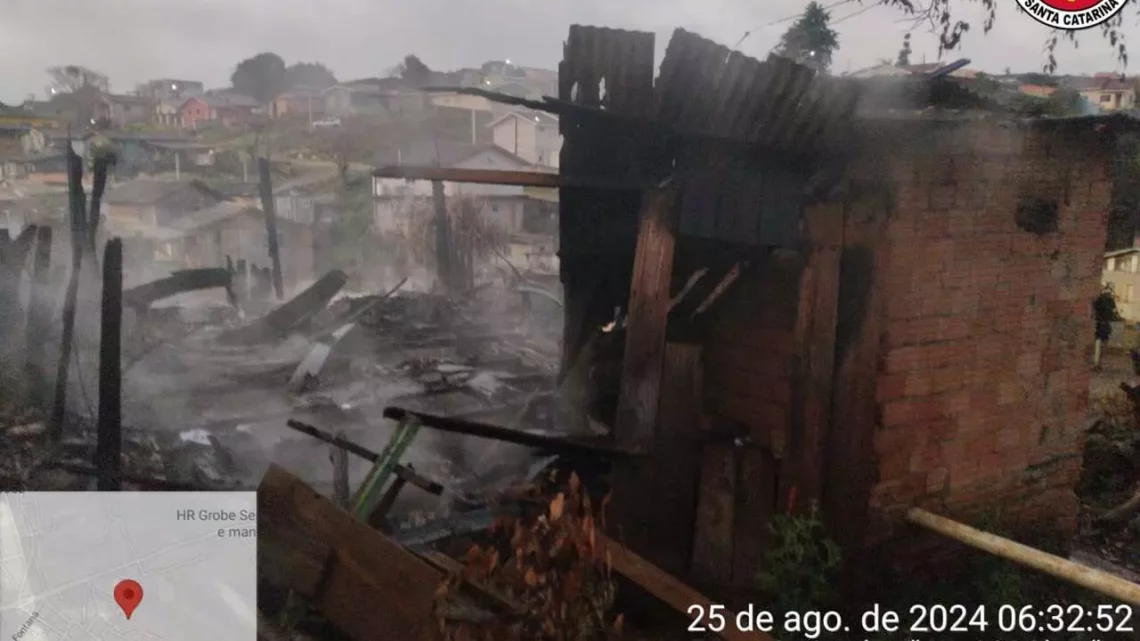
[895,33,912,66]
[775,2,840,72]
[285,62,337,90]
[399,55,434,86]
[230,52,288,103]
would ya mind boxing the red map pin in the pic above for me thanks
[113,579,144,620]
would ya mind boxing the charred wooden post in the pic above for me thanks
[25,226,53,406]
[49,145,89,443]
[781,204,843,513]
[86,152,112,251]
[257,157,285,299]
[431,180,452,291]
[95,238,124,491]
[610,183,680,561]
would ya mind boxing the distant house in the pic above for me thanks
[180,93,261,129]
[162,201,314,288]
[487,110,561,168]
[103,178,224,231]
[1018,84,1056,98]
[370,140,557,234]
[1070,74,1135,112]
[24,86,112,127]
[1104,248,1140,320]
[0,151,66,182]
[272,87,326,120]
[324,78,426,117]
[136,79,204,102]
[106,94,154,126]
[430,92,495,113]
[154,100,182,128]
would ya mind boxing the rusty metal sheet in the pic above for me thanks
[654,28,860,157]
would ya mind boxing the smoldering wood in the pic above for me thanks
[330,429,351,509]
[284,419,444,495]
[49,145,89,443]
[216,269,347,345]
[381,407,640,457]
[257,157,285,299]
[95,238,124,491]
[122,268,234,310]
[25,226,53,406]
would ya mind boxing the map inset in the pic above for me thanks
[0,492,257,641]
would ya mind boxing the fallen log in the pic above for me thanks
[216,269,347,345]
[907,507,1140,607]
[122,268,234,310]
[258,464,441,640]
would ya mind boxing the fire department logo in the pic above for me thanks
[1020,0,1129,30]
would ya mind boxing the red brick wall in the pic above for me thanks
[864,121,1113,544]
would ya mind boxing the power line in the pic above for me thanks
[734,0,856,49]
[830,0,887,26]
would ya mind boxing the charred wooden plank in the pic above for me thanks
[597,532,772,641]
[781,204,842,513]
[610,183,679,562]
[691,443,736,585]
[644,342,703,576]
[49,145,88,443]
[122,268,233,310]
[257,157,284,299]
[216,269,347,344]
[284,419,444,495]
[258,464,441,640]
[95,238,124,491]
[381,407,639,458]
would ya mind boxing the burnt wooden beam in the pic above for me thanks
[381,407,639,458]
[122,268,233,310]
[258,465,440,640]
[644,342,704,577]
[216,269,347,345]
[610,183,679,559]
[86,152,112,250]
[95,238,124,491]
[285,419,444,495]
[257,157,284,299]
[371,165,644,191]
[781,203,843,514]
[597,531,772,641]
[49,144,88,443]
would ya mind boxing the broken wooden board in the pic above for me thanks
[258,464,441,640]
[597,532,773,641]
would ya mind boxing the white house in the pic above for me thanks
[487,110,561,168]
[370,140,557,234]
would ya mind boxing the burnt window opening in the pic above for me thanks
[1015,194,1059,235]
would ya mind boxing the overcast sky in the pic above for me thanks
[0,0,1133,103]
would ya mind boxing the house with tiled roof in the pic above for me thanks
[1070,74,1135,112]
[179,92,261,129]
